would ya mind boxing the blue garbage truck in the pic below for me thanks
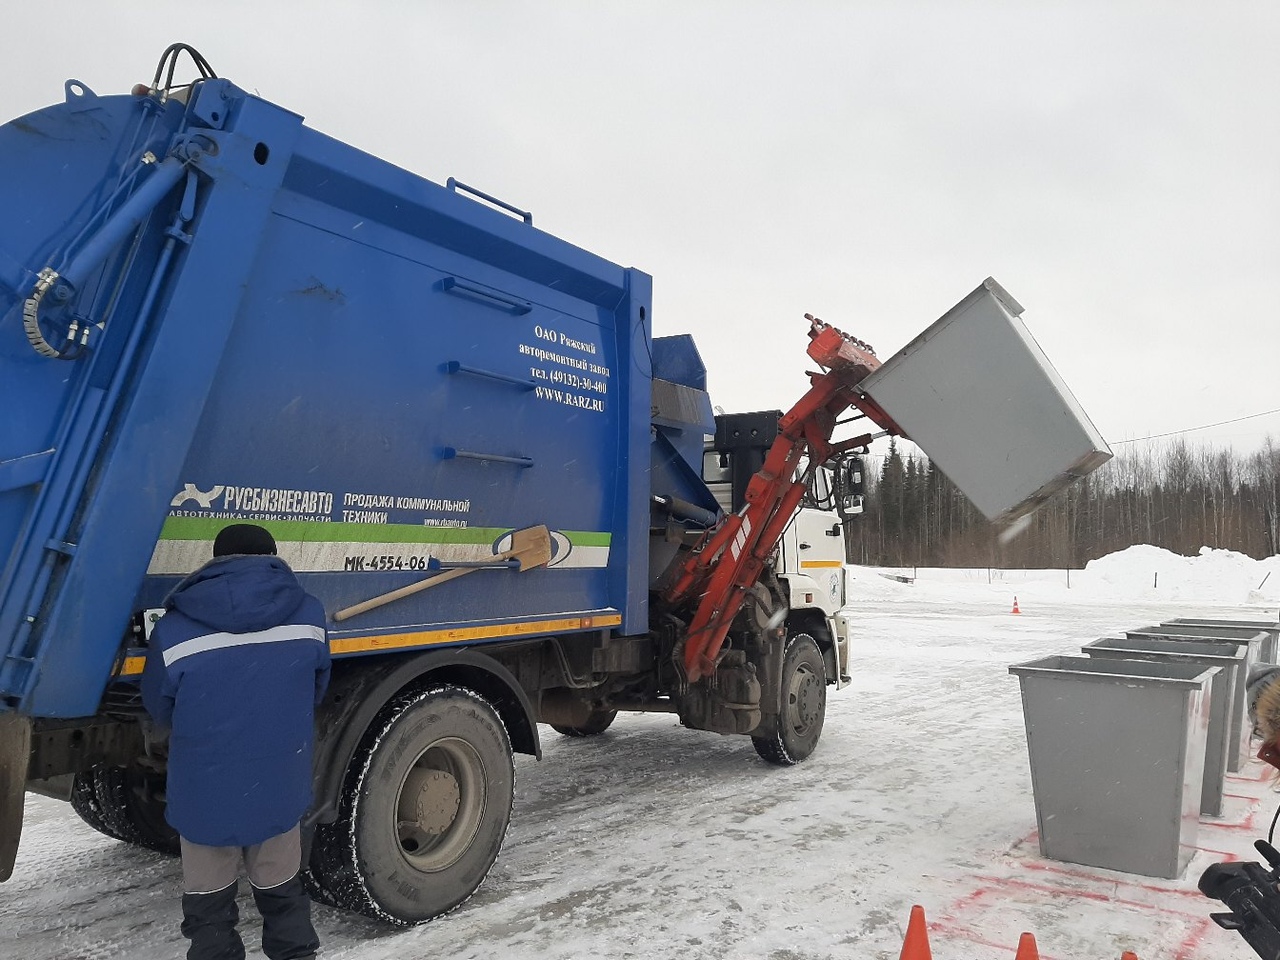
[0,45,1110,923]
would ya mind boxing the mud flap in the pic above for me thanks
[0,712,31,881]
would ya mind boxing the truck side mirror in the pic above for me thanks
[847,456,865,496]
[834,457,865,519]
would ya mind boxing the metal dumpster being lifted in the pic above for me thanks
[858,277,1112,522]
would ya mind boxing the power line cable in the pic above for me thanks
[846,406,1280,460]
[1112,407,1280,445]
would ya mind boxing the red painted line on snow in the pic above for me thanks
[934,829,1253,958]
[1199,817,1262,834]
[929,918,1065,960]
[940,882,1219,960]
[1192,852,1241,865]
[938,874,1234,958]
[1015,858,1222,900]
[1195,843,1247,856]
[974,874,1210,919]
[1201,801,1263,830]
[1173,916,1216,960]
[940,886,989,914]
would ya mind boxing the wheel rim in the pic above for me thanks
[786,660,822,737]
[394,736,486,871]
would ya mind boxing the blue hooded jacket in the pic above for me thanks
[141,555,330,847]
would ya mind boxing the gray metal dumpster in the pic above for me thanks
[1164,619,1280,665]
[1126,627,1264,773]
[1008,654,1213,879]
[1082,636,1242,817]
[856,278,1112,523]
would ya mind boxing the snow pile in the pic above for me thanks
[848,543,1280,611]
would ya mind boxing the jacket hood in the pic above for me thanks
[168,555,308,633]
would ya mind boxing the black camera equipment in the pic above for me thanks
[1200,838,1280,959]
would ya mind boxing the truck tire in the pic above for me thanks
[69,768,122,840]
[752,634,826,766]
[69,764,180,854]
[550,710,617,737]
[307,686,514,924]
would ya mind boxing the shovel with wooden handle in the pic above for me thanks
[333,524,552,622]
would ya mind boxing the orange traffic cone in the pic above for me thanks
[1011,596,1021,614]
[1014,932,1040,960]
[899,904,932,960]
[1119,953,1140,960]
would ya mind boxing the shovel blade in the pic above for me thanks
[509,524,553,570]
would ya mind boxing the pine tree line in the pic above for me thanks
[845,437,1280,568]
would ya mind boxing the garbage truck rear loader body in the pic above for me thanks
[0,60,1111,923]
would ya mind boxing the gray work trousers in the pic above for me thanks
[180,824,302,894]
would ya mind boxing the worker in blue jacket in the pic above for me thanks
[142,523,330,960]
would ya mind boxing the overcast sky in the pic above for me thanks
[6,2,1278,456]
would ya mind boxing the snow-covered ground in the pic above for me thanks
[4,545,1280,960]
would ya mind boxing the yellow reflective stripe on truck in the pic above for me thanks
[114,613,623,676]
[329,613,621,655]
[799,560,843,568]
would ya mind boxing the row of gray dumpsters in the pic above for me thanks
[1009,618,1280,880]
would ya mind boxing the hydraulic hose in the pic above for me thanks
[23,155,186,358]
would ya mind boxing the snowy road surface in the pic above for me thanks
[3,581,1277,959]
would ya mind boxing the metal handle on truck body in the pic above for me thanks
[428,558,521,570]
[437,276,532,315]
[445,177,533,225]
[443,360,537,390]
[442,447,534,468]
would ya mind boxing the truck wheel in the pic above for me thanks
[550,710,617,737]
[69,764,179,854]
[308,686,514,924]
[69,768,122,841]
[752,634,826,766]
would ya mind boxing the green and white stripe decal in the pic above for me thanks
[147,517,611,576]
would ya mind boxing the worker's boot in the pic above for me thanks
[252,873,320,960]
[181,880,245,960]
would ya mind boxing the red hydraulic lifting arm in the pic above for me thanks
[661,317,904,684]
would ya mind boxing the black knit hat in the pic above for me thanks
[213,523,277,558]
